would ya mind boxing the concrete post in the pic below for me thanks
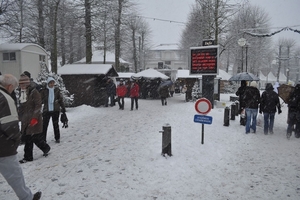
[160,124,172,156]
[224,107,230,126]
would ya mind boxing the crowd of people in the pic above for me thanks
[0,71,67,200]
[236,80,300,138]
[105,78,177,110]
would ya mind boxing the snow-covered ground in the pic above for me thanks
[1,93,300,200]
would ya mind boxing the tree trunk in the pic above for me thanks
[50,0,60,73]
[85,0,92,64]
[115,0,123,72]
[37,0,45,48]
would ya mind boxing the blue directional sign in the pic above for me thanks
[194,114,213,124]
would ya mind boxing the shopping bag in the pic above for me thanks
[257,114,263,127]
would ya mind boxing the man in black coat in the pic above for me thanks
[287,83,300,139]
[259,83,282,135]
[236,80,247,125]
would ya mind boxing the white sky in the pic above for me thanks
[134,0,300,46]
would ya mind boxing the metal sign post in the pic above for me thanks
[194,98,213,144]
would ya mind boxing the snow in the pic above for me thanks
[132,68,169,80]
[0,43,42,51]
[57,64,113,75]
[75,50,130,64]
[1,93,300,200]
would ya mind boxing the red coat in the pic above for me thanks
[130,83,139,97]
[116,84,127,97]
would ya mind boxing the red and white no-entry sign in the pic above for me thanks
[195,98,212,115]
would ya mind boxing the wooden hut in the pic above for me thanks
[58,64,118,107]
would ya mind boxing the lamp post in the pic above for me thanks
[245,42,250,73]
[286,68,289,84]
[238,38,247,72]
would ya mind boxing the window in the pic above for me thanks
[39,55,46,62]
[165,61,171,65]
[3,52,16,61]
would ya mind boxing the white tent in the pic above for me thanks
[131,68,169,80]
[265,72,277,83]
[175,69,230,80]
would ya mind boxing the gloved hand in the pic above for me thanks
[259,110,262,114]
[278,109,282,114]
[30,118,38,126]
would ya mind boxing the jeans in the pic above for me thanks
[43,111,60,142]
[245,108,258,133]
[263,112,275,134]
[0,155,33,200]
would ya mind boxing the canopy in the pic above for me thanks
[131,68,169,80]
[229,72,260,81]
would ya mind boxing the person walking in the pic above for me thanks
[105,78,116,107]
[0,74,42,200]
[130,80,139,110]
[18,74,50,163]
[259,83,282,135]
[243,81,260,134]
[236,80,247,126]
[116,79,127,110]
[40,77,66,143]
[286,83,300,139]
[169,84,175,97]
[158,86,169,106]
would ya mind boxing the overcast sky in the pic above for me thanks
[134,0,300,46]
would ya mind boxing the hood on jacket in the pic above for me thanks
[47,77,55,84]
[265,83,274,90]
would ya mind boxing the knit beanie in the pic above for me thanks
[19,74,30,86]
[250,81,257,88]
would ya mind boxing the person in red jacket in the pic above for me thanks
[116,79,127,110]
[130,80,140,110]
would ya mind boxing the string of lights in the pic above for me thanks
[137,15,186,25]
[243,26,300,37]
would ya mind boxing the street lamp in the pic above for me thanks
[238,38,247,72]
[286,68,290,84]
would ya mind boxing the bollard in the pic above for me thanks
[230,103,236,120]
[235,101,239,116]
[159,124,172,156]
[223,106,230,126]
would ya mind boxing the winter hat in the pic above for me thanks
[265,83,273,90]
[23,71,31,78]
[19,74,30,86]
[47,77,55,84]
[250,81,257,88]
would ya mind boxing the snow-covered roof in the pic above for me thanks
[259,71,267,80]
[132,68,169,80]
[218,69,231,81]
[58,64,115,75]
[151,44,180,51]
[75,50,130,64]
[0,43,44,51]
[117,73,135,78]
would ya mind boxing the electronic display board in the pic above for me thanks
[189,45,219,75]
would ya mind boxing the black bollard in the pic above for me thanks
[223,106,230,126]
[160,124,172,156]
[235,101,239,116]
[230,103,236,120]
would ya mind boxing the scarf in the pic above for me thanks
[48,86,55,111]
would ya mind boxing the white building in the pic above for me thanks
[0,43,48,79]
